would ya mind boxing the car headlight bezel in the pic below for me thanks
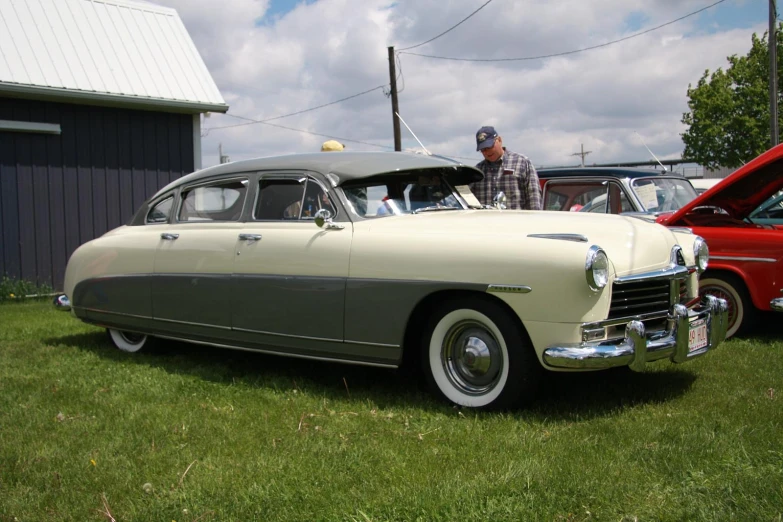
[585,245,609,291]
[693,236,709,273]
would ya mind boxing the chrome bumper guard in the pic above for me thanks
[543,295,729,371]
[771,297,783,312]
[53,294,71,311]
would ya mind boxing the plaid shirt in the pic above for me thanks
[470,149,542,210]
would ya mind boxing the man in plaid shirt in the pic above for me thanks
[470,126,542,210]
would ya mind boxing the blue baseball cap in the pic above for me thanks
[476,126,498,151]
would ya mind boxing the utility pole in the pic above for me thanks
[219,143,230,164]
[770,0,779,147]
[571,143,592,167]
[388,46,401,151]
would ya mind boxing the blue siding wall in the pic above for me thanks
[0,97,195,291]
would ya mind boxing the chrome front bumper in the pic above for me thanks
[771,297,783,312]
[542,295,729,371]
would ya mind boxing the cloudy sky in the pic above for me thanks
[152,0,767,169]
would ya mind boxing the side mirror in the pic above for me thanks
[492,191,507,209]
[314,208,333,228]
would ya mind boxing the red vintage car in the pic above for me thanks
[657,144,783,337]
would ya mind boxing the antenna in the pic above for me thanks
[634,131,667,172]
[395,112,431,155]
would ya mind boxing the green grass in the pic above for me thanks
[1,300,781,521]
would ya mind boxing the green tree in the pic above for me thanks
[681,26,783,169]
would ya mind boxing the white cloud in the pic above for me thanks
[153,0,765,167]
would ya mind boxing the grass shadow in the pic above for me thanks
[738,311,783,341]
[47,331,699,419]
[526,366,697,421]
[47,331,430,407]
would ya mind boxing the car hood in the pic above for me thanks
[364,210,681,276]
[662,143,783,224]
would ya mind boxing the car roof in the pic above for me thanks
[154,151,482,199]
[538,166,676,179]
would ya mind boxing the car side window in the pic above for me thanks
[146,196,173,224]
[543,188,568,211]
[178,179,248,222]
[255,177,334,220]
[543,181,608,212]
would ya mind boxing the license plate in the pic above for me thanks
[688,318,708,352]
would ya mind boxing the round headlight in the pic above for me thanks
[585,245,609,291]
[693,236,709,273]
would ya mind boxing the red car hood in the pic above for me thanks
[661,143,783,225]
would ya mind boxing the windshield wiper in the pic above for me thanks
[412,206,461,214]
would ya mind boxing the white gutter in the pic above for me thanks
[0,83,229,115]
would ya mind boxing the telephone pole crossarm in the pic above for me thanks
[570,144,592,167]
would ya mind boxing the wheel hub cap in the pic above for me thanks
[442,322,503,395]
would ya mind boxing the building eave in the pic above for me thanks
[0,82,229,114]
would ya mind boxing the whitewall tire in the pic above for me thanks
[107,329,150,353]
[422,298,541,410]
[700,274,754,338]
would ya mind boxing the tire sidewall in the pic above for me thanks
[107,328,148,353]
[422,298,536,409]
[700,276,745,338]
[427,308,510,408]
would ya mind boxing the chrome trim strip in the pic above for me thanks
[710,255,777,263]
[527,233,588,243]
[83,308,230,330]
[234,326,367,345]
[346,339,401,348]
[155,335,398,368]
[614,265,689,284]
[771,297,783,312]
[80,307,152,321]
[154,317,232,330]
[487,284,532,294]
[582,310,670,329]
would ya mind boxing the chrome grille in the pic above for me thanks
[609,280,672,319]
[679,279,688,304]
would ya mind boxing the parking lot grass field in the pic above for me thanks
[1,300,781,521]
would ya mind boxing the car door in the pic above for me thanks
[151,177,249,333]
[72,194,176,320]
[232,174,352,346]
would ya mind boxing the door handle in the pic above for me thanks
[160,233,179,240]
[238,233,262,242]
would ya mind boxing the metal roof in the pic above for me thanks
[0,0,228,113]
[153,152,484,198]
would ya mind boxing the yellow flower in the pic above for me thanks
[90,459,96,466]
[9,293,14,298]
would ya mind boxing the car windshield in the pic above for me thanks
[341,173,465,218]
[749,190,783,221]
[631,178,698,213]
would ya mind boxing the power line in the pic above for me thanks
[400,0,728,62]
[206,84,387,131]
[395,52,405,94]
[397,0,495,52]
[206,117,393,150]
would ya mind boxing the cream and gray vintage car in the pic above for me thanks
[56,152,729,409]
